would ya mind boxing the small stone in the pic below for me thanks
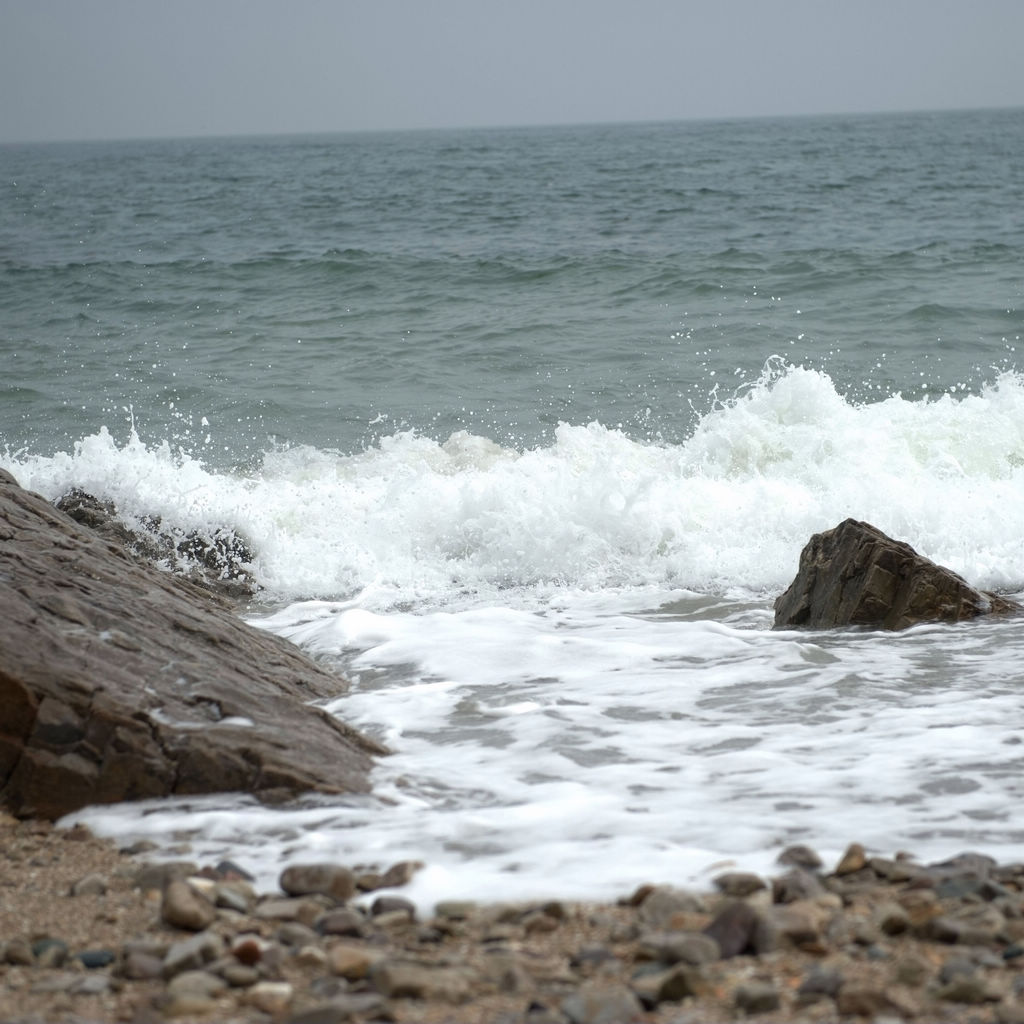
[276,921,319,947]
[289,994,388,1024]
[637,886,705,928]
[280,863,355,903]
[214,880,255,913]
[773,867,824,904]
[636,931,721,965]
[777,844,824,871]
[561,980,645,1024]
[244,980,294,1015]
[214,858,254,881]
[381,860,423,887]
[316,907,368,937]
[327,943,380,980]
[70,873,108,897]
[71,974,111,996]
[734,980,780,1015]
[33,938,68,968]
[295,944,328,969]
[370,894,416,919]
[714,871,767,897]
[76,948,116,969]
[370,959,473,1002]
[161,993,218,1018]
[162,930,225,978]
[939,956,975,984]
[938,975,1002,1004]
[3,938,35,965]
[220,962,260,988]
[875,901,910,935]
[703,901,764,958]
[632,964,706,1008]
[256,896,325,925]
[166,969,227,1001]
[231,933,269,966]
[121,950,164,980]
[523,910,560,934]
[837,984,919,1018]
[161,878,218,931]
[434,900,478,920]
[892,954,931,987]
[134,861,198,892]
[797,965,843,1003]
[835,842,867,875]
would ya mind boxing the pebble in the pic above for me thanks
[279,863,355,903]
[632,963,705,1008]
[714,871,767,897]
[162,929,224,978]
[70,872,108,897]
[561,980,644,1024]
[835,841,867,875]
[161,878,217,931]
[244,979,294,1014]
[370,959,474,1002]
[734,979,781,1014]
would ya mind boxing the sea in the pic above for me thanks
[3,107,1024,906]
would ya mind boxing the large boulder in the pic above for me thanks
[774,518,1020,630]
[0,468,386,820]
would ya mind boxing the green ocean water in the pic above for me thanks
[3,108,1022,468]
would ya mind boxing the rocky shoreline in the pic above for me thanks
[3,814,1024,1023]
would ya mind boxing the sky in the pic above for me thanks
[1,0,1023,143]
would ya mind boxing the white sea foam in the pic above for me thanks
[10,362,1024,904]
[6,362,1024,603]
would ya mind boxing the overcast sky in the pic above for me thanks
[2,0,1023,143]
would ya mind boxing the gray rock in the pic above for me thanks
[134,861,198,892]
[774,518,1019,630]
[162,930,225,978]
[637,886,705,928]
[70,872,108,896]
[713,871,766,898]
[772,867,824,903]
[632,964,705,1008]
[797,965,843,1003]
[636,931,721,965]
[702,901,764,958]
[166,969,227,1000]
[76,948,116,969]
[734,980,780,1014]
[0,472,385,820]
[938,975,1002,1004]
[369,959,473,1002]
[121,949,165,980]
[276,921,319,947]
[71,974,112,996]
[875,900,910,935]
[280,863,355,903]
[834,841,867,875]
[287,994,388,1024]
[2,937,35,965]
[33,938,68,967]
[777,844,824,871]
[562,981,645,1024]
[370,894,416,919]
[161,878,218,931]
[316,907,368,937]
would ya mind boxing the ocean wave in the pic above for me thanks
[5,360,1024,604]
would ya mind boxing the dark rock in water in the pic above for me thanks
[55,487,258,599]
[774,518,1020,630]
[0,470,386,820]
